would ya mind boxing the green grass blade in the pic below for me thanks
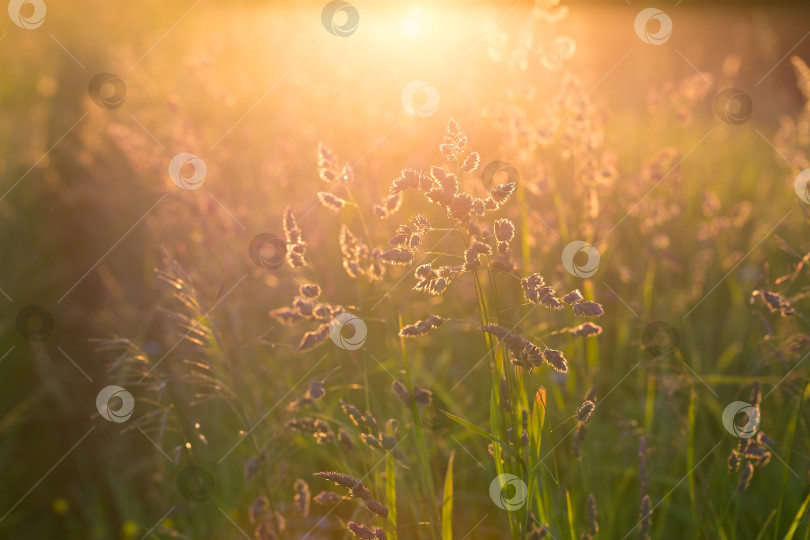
[565,489,576,540]
[386,451,398,538]
[441,409,527,475]
[442,451,455,540]
[687,390,697,530]
[783,491,810,540]
[754,510,777,540]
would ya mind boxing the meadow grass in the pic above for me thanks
[1,2,810,539]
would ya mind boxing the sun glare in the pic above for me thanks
[401,6,424,37]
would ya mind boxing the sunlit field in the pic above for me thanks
[3,0,810,538]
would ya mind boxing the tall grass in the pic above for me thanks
[2,2,810,539]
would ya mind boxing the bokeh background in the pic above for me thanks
[2,0,810,538]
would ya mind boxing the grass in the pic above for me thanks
[1,1,810,539]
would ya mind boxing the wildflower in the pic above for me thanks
[494,218,515,242]
[462,151,480,173]
[282,206,307,268]
[562,289,583,304]
[317,191,346,212]
[440,118,468,161]
[364,499,389,519]
[572,423,587,458]
[339,224,378,282]
[313,471,370,500]
[412,386,432,405]
[377,248,415,266]
[399,315,445,337]
[269,307,306,326]
[392,380,411,405]
[347,522,375,540]
[317,143,338,182]
[337,428,354,450]
[527,522,550,539]
[360,433,382,450]
[413,264,462,295]
[362,411,379,431]
[390,168,429,194]
[572,301,605,318]
[639,495,652,540]
[749,381,761,408]
[248,496,268,525]
[569,322,602,338]
[543,348,568,373]
[372,192,403,219]
[491,181,516,203]
[753,290,794,316]
[299,284,321,298]
[339,399,365,427]
[305,380,325,400]
[585,493,598,537]
[728,449,740,473]
[244,457,260,482]
[293,479,310,516]
[297,324,329,351]
[313,491,342,506]
[338,164,354,183]
[464,241,492,270]
[737,461,754,492]
[576,400,595,422]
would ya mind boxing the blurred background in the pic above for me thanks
[2,0,810,538]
